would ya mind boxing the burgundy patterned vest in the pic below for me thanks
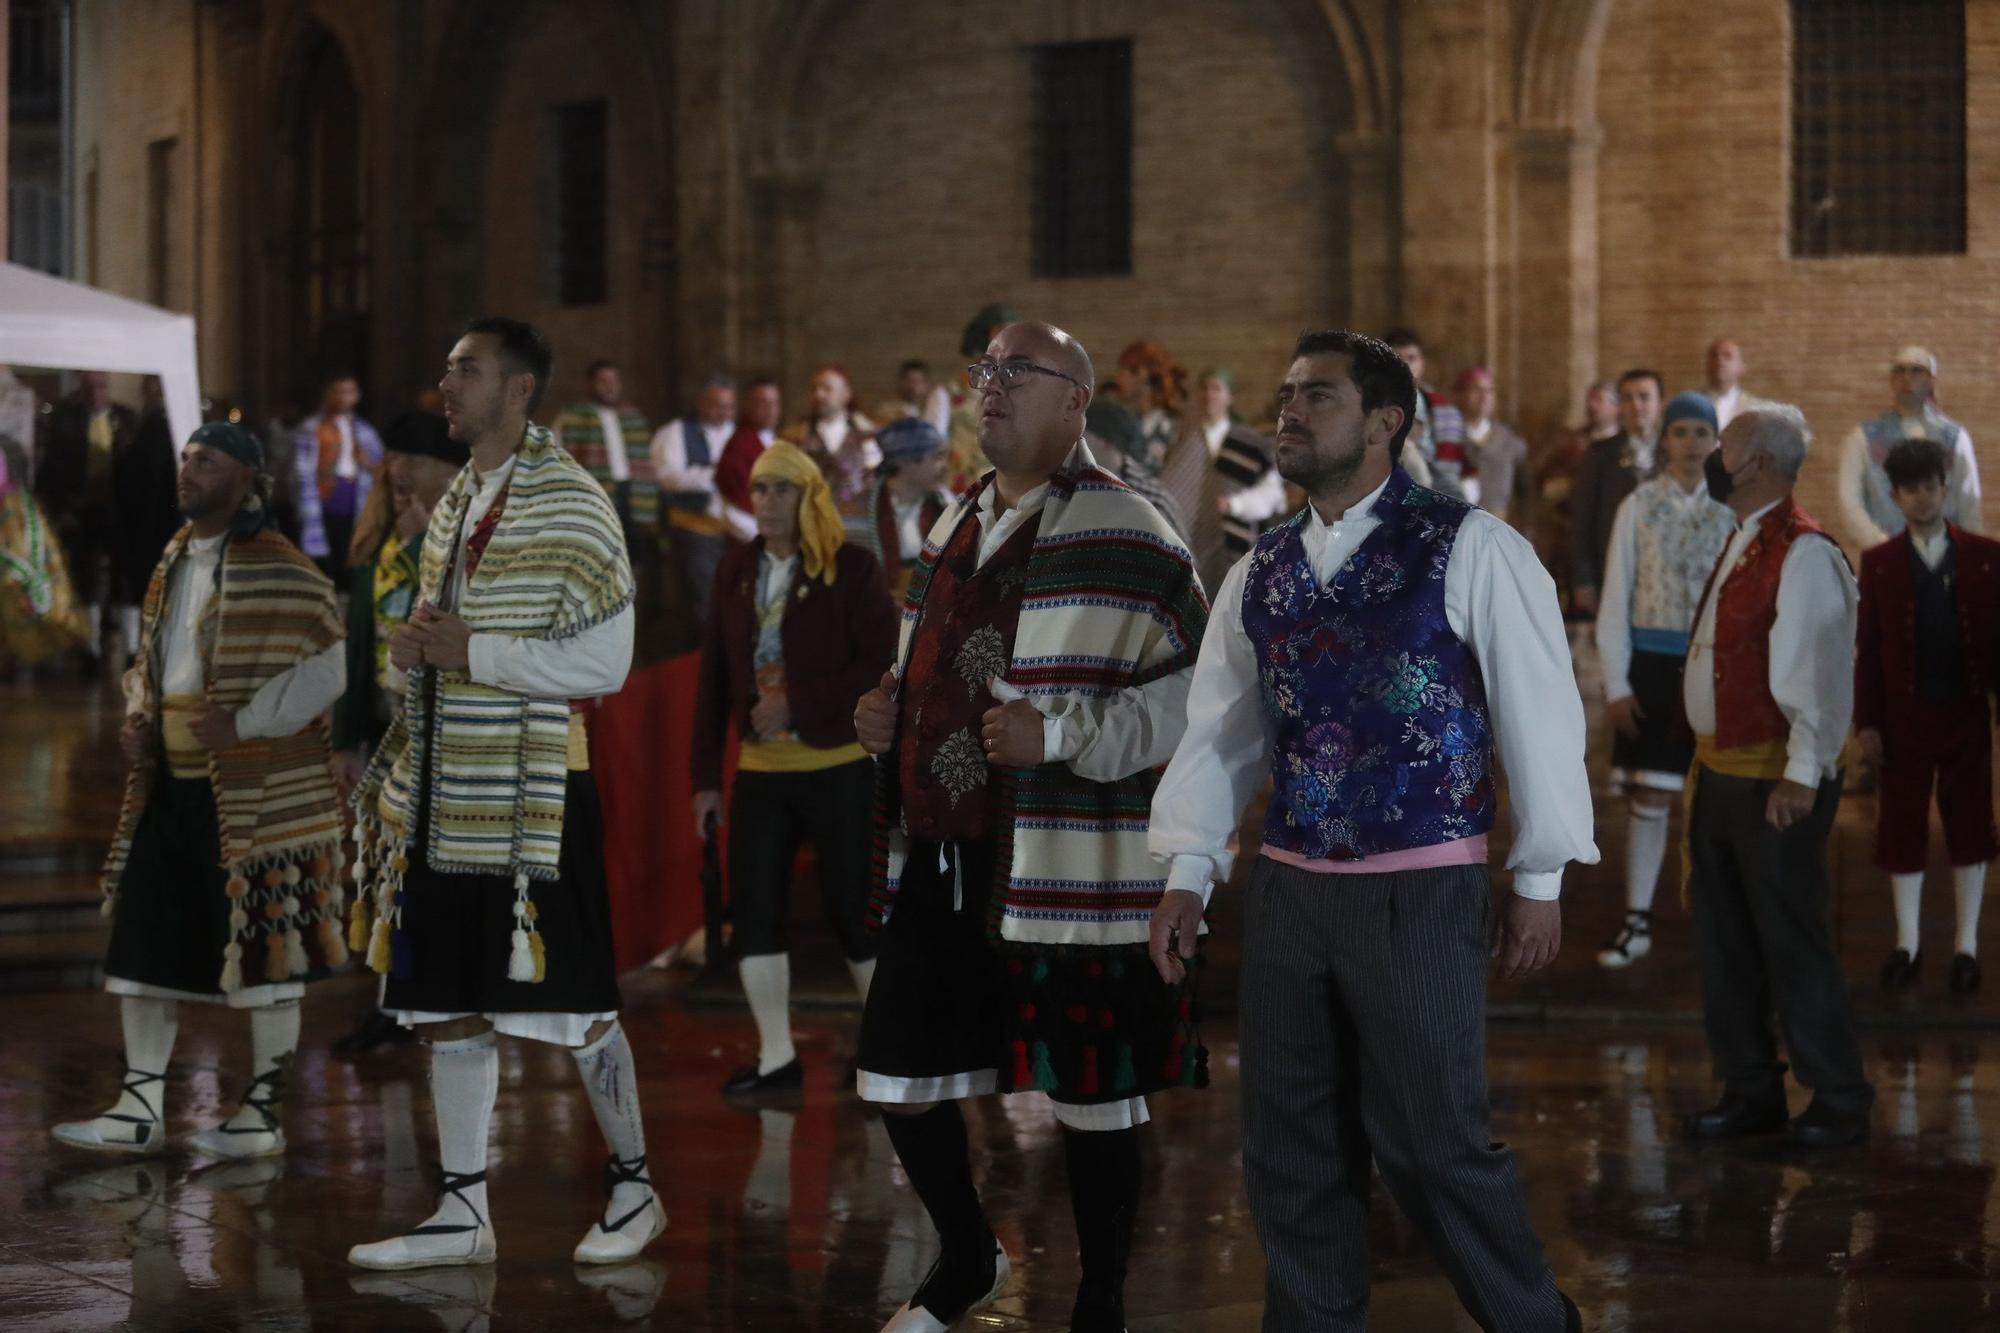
[897,509,1039,842]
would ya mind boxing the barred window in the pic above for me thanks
[549,100,608,305]
[1791,0,1966,257]
[1030,39,1133,278]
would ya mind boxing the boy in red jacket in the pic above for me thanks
[1856,438,2000,996]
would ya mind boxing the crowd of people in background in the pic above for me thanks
[22,304,2000,1329]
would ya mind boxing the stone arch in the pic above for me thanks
[1517,0,1617,131]
[257,12,375,412]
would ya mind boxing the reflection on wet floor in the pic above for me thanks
[6,978,2000,1331]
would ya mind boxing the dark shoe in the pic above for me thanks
[332,1010,416,1060]
[1561,1291,1583,1333]
[1950,952,1982,997]
[722,1057,802,1095]
[1880,948,1920,992]
[1682,1094,1786,1141]
[1785,1101,1869,1149]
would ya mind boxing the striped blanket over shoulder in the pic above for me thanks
[99,525,348,994]
[350,424,633,985]
[869,438,1209,947]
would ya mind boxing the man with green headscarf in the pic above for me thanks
[53,421,349,1165]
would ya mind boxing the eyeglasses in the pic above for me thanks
[967,359,1085,392]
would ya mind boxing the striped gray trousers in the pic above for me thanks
[1240,857,1566,1332]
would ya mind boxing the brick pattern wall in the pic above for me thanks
[794,0,1349,422]
[1595,0,2000,545]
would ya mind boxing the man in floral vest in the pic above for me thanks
[1680,404,1872,1149]
[1150,329,1593,1332]
[850,319,1207,1333]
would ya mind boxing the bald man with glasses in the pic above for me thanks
[850,321,1209,1332]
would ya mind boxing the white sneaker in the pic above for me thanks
[1597,915,1654,969]
[348,1167,497,1270]
[881,1243,1011,1331]
[573,1154,666,1264]
[51,1067,167,1156]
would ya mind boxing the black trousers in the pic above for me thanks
[727,759,878,962]
[1238,858,1565,1333]
[1687,768,1872,1114]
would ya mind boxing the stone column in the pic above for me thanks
[1393,0,1501,373]
[1336,130,1399,336]
[1510,125,1601,453]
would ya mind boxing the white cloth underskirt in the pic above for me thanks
[855,1067,1151,1130]
[392,1008,616,1048]
[106,976,305,1010]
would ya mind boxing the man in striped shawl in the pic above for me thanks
[346,318,664,1272]
[52,421,347,1163]
[850,320,1207,1333]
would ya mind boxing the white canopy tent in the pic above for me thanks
[0,262,203,449]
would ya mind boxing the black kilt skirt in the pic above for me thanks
[1610,647,1696,784]
[380,766,622,1015]
[104,777,252,995]
[857,837,1203,1105]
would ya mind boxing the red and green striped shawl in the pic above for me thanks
[868,438,1209,947]
[555,403,658,531]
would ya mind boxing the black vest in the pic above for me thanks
[1912,537,1964,703]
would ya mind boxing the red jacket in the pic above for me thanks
[691,539,899,789]
[1854,523,2000,735]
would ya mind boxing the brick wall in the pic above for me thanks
[1595,0,2000,542]
[791,0,1350,422]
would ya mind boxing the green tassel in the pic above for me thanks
[1112,1042,1136,1093]
[1030,1040,1057,1091]
[1107,956,1126,979]
[1031,958,1050,984]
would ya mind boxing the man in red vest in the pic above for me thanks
[1680,403,1872,1148]
[1854,438,2000,997]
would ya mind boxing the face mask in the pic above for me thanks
[1707,449,1756,504]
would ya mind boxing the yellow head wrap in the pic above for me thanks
[750,440,845,585]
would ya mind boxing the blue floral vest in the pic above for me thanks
[1241,468,1495,861]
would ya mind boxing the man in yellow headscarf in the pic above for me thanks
[691,440,899,1094]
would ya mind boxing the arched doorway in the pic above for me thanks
[270,24,369,410]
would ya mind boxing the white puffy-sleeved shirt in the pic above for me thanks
[1149,472,1599,903]
[1682,499,1857,788]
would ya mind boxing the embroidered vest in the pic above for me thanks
[1911,539,1964,703]
[1628,476,1736,652]
[896,509,1039,843]
[662,417,715,515]
[1695,499,1834,748]
[1860,410,1964,536]
[1241,470,1495,860]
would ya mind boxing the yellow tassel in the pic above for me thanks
[367,918,391,974]
[529,930,547,983]
[320,914,351,968]
[265,930,290,981]
[347,899,371,956]
[219,941,244,993]
[285,928,309,977]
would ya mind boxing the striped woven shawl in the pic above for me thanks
[556,404,658,530]
[869,439,1209,947]
[100,526,347,993]
[350,425,632,982]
